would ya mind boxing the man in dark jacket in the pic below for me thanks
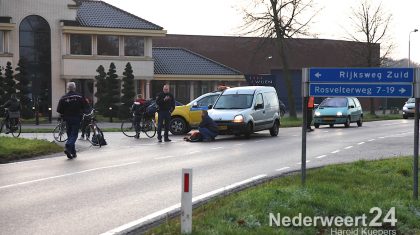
[57,82,87,159]
[156,84,175,142]
[1,94,21,133]
[198,110,218,142]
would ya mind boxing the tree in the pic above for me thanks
[0,66,5,106]
[346,0,393,115]
[240,0,318,118]
[119,62,135,119]
[94,65,107,114]
[15,59,33,118]
[4,61,15,100]
[105,62,120,117]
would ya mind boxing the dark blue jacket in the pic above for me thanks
[199,115,218,133]
[57,91,87,118]
[156,92,175,112]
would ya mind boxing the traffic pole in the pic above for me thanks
[181,168,193,233]
[301,68,309,186]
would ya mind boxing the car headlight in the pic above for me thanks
[403,106,408,111]
[314,111,321,116]
[336,112,343,116]
[233,115,244,123]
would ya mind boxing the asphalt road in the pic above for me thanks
[0,119,415,235]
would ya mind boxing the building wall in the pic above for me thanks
[0,0,77,114]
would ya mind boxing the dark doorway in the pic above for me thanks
[19,15,51,115]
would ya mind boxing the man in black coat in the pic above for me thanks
[156,84,175,142]
[57,82,87,159]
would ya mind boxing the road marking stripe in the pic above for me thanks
[316,155,327,159]
[188,151,201,155]
[100,174,267,235]
[379,136,385,139]
[344,146,353,149]
[234,143,245,146]
[296,161,310,165]
[357,142,365,145]
[331,150,340,154]
[211,147,224,150]
[154,156,176,160]
[0,161,140,190]
[368,139,375,142]
[275,167,291,172]
[323,131,329,133]
[254,140,264,143]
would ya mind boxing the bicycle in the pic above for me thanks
[83,109,105,147]
[53,118,67,142]
[0,108,22,137]
[121,113,156,138]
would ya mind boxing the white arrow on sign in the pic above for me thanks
[315,72,322,78]
[399,88,406,94]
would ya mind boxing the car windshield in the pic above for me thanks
[213,94,253,109]
[319,98,348,108]
[407,98,415,103]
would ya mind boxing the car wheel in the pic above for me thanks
[357,116,363,127]
[344,117,350,128]
[269,121,279,137]
[314,123,320,128]
[244,122,253,139]
[329,124,334,128]
[403,114,408,119]
[169,117,187,135]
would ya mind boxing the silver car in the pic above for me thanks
[402,98,416,119]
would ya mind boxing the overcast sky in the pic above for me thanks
[103,0,420,64]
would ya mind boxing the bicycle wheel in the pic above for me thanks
[10,119,21,138]
[143,119,156,138]
[86,124,103,147]
[121,119,136,137]
[53,122,67,142]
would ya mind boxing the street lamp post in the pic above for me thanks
[409,29,418,67]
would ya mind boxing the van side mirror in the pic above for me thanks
[208,104,213,109]
[192,102,198,108]
[255,103,263,110]
[349,105,355,109]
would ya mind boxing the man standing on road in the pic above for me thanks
[307,96,315,132]
[57,82,87,159]
[156,84,175,142]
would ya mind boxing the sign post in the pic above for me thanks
[181,168,193,233]
[414,68,420,200]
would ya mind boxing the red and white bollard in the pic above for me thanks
[181,168,192,234]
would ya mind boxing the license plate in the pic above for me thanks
[218,125,228,130]
[323,117,335,121]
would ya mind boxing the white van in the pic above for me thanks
[208,86,281,138]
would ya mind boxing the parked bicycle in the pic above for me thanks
[83,109,105,147]
[121,112,156,138]
[53,118,67,142]
[0,108,21,137]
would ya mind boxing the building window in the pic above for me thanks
[97,35,119,56]
[0,31,4,53]
[70,34,92,55]
[124,36,144,56]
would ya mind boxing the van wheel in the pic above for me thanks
[329,124,334,128]
[244,123,253,139]
[270,121,279,136]
[403,114,408,119]
[344,117,350,128]
[357,116,363,127]
[314,123,320,128]
[169,117,187,135]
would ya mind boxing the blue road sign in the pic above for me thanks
[309,68,414,83]
[309,83,413,98]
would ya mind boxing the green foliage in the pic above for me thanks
[0,66,5,107]
[4,61,15,100]
[105,62,120,117]
[14,59,33,118]
[94,65,107,114]
[119,62,135,119]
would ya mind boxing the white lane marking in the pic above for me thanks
[188,151,201,155]
[344,146,353,149]
[357,142,365,145]
[101,174,267,235]
[254,140,264,143]
[368,139,375,142]
[275,167,291,172]
[323,131,329,133]
[154,156,176,160]
[234,143,245,146]
[296,161,310,165]
[0,161,140,190]
[211,147,224,150]
[316,155,327,159]
[331,150,340,154]
[379,136,385,139]
[292,135,298,137]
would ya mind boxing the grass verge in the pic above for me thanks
[0,136,63,163]
[147,157,420,234]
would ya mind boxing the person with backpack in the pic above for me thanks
[198,110,218,142]
[1,94,21,133]
[131,94,150,139]
[57,82,87,159]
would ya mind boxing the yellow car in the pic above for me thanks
[168,91,221,135]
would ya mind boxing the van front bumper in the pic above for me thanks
[215,121,247,135]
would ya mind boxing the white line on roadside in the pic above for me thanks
[254,140,264,143]
[234,143,245,146]
[188,151,201,155]
[100,174,267,235]
[0,161,141,190]
[211,147,224,150]
[316,155,327,159]
[331,150,340,154]
[296,161,310,165]
[368,139,375,142]
[379,136,385,139]
[344,146,353,149]
[154,156,176,160]
[323,131,329,133]
[275,167,291,172]
[357,142,365,145]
